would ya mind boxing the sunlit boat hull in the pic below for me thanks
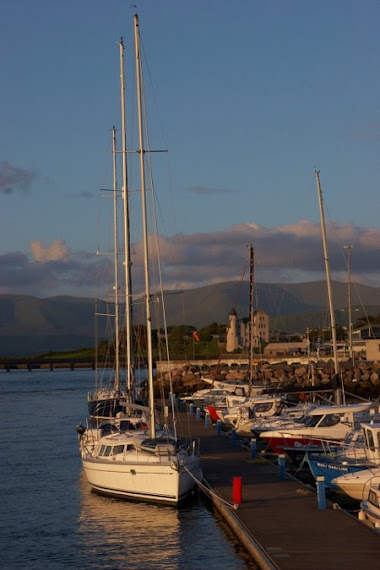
[332,468,380,501]
[82,455,202,505]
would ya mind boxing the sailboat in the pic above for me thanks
[78,14,202,505]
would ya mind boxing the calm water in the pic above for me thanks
[0,369,255,569]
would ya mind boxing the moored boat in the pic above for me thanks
[359,485,380,531]
[78,14,202,505]
[260,402,374,453]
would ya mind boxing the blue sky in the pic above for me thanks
[1,0,380,298]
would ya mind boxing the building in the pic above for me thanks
[263,340,309,358]
[226,308,269,353]
[364,340,380,361]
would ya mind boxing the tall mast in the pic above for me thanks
[344,245,354,362]
[119,38,134,392]
[314,170,342,405]
[248,244,254,385]
[112,126,120,390]
[134,14,156,438]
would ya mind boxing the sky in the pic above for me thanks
[1,0,380,299]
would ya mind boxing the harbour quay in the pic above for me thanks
[182,410,380,570]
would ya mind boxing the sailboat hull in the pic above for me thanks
[82,455,202,505]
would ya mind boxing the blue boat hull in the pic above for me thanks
[307,453,367,489]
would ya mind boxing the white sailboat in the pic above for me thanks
[79,14,202,505]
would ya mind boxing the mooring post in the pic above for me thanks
[232,428,237,447]
[316,476,326,510]
[189,403,194,416]
[278,453,286,480]
[196,407,201,420]
[216,419,222,436]
[205,411,210,429]
[250,438,257,459]
[232,476,242,505]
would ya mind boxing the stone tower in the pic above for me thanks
[226,308,239,352]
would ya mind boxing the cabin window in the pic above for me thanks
[112,445,125,455]
[369,490,379,507]
[367,430,375,452]
[99,445,107,456]
[126,444,135,451]
[103,446,112,456]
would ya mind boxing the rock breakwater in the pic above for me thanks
[153,360,380,400]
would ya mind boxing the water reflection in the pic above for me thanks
[78,473,181,568]
[78,473,255,569]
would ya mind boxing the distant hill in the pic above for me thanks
[0,280,379,356]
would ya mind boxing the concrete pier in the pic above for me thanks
[181,411,380,569]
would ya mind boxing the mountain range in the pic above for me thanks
[1,280,379,356]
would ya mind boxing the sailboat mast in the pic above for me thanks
[134,14,156,438]
[119,38,134,392]
[112,126,120,389]
[314,170,342,405]
[249,244,254,385]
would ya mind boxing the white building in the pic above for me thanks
[226,308,269,353]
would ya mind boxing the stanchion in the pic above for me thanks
[216,419,222,436]
[232,476,242,505]
[278,453,286,480]
[189,403,194,416]
[232,428,237,447]
[196,407,201,420]
[250,438,257,459]
[205,412,210,429]
[316,476,326,510]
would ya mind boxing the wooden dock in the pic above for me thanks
[180,411,380,569]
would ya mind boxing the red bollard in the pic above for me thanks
[232,476,242,504]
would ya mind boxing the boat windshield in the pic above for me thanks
[293,415,309,424]
[368,489,380,507]
[303,415,323,427]
[303,414,341,428]
[253,402,274,413]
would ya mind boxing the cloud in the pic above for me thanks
[0,161,38,194]
[30,240,69,263]
[1,220,380,297]
[0,247,105,297]
[130,220,380,291]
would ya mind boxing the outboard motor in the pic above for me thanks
[76,424,86,435]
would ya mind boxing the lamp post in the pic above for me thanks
[344,245,354,361]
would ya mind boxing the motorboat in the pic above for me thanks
[260,402,375,453]
[359,484,380,531]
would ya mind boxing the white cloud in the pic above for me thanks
[29,240,68,263]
